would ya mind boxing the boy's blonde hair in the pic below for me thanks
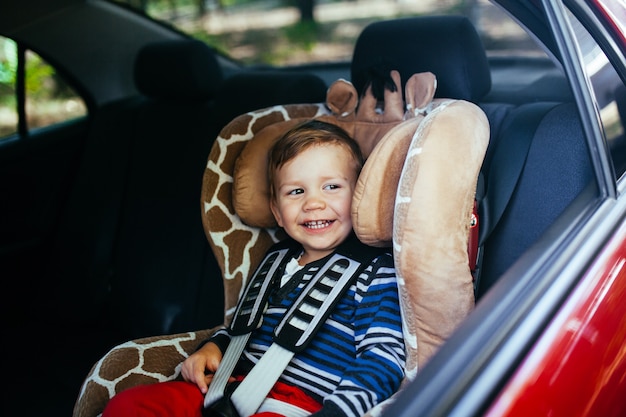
[268,120,364,201]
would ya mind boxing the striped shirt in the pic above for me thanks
[210,236,405,417]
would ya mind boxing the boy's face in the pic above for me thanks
[270,143,358,264]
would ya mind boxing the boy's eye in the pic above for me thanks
[324,184,340,190]
[288,188,304,195]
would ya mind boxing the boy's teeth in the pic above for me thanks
[306,220,330,229]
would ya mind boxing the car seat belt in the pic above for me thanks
[203,248,291,409]
[204,240,385,416]
[474,102,558,293]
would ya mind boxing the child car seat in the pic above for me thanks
[73,16,492,417]
[73,70,488,417]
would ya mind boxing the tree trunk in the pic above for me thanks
[297,0,315,23]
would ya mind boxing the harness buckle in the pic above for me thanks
[202,381,241,417]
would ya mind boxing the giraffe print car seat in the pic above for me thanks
[73,70,489,417]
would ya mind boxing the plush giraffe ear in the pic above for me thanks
[325,78,358,117]
[405,71,437,115]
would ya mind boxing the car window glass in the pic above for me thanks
[110,0,548,65]
[565,9,626,180]
[0,36,87,141]
[24,49,87,132]
[0,37,17,138]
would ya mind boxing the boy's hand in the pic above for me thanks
[181,342,224,394]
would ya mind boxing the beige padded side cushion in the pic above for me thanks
[393,100,489,374]
[233,119,303,228]
[352,116,424,247]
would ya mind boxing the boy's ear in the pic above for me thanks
[270,199,283,228]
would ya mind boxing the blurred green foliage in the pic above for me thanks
[0,38,59,103]
[0,39,17,106]
[0,37,86,137]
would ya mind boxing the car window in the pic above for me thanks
[0,37,17,138]
[564,8,626,181]
[0,36,87,141]
[110,0,547,66]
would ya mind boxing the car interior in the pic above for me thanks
[76,14,593,417]
[2,3,603,417]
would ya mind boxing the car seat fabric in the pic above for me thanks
[476,102,594,297]
[106,39,226,339]
[35,97,145,326]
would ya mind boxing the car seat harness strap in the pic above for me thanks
[203,248,290,408]
[203,239,384,416]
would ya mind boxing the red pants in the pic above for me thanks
[102,378,322,417]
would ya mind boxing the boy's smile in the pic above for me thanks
[303,219,334,229]
[270,143,358,265]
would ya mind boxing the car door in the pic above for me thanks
[0,37,90,317]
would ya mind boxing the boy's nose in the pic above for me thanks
[304,194,325,210]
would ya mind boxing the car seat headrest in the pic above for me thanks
[134,39,223,101]
[351,15,491,103]
[212,71,328,125]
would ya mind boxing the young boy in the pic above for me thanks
[102,120,405,417]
